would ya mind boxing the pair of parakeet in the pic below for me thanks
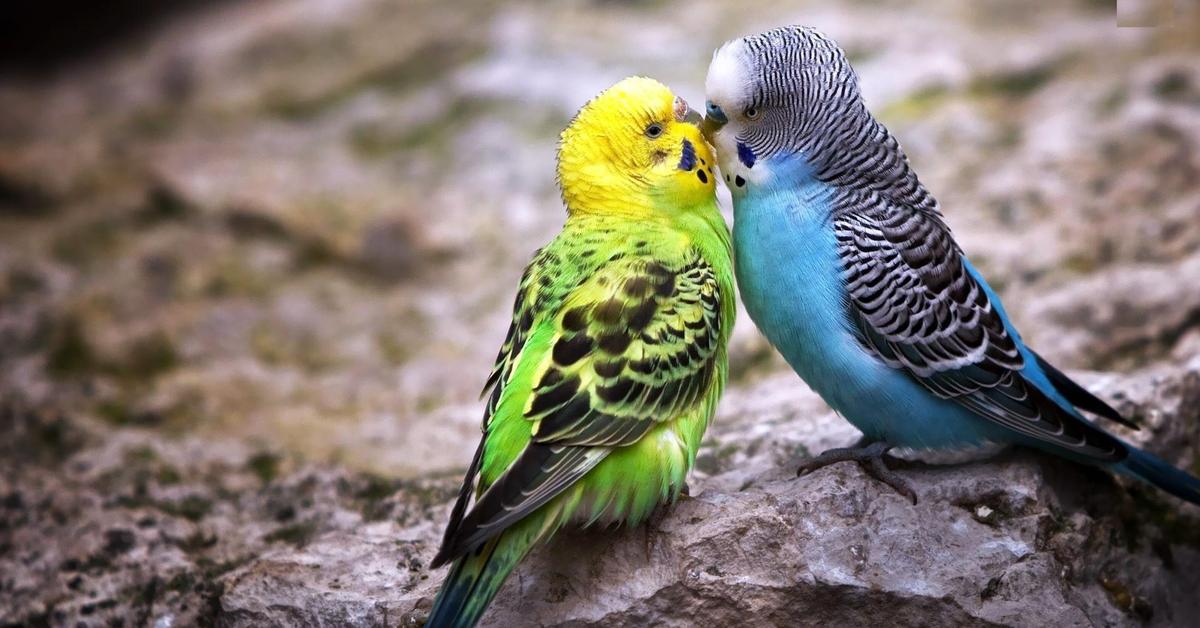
[426,26,1200,627]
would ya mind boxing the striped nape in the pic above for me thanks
[736,26,860,164]
[728,26,938,220]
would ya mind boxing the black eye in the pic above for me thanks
[644,123,663,138]
[744,107,760,120]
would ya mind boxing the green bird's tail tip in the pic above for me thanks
[425,532,527,628]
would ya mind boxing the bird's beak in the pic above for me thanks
[701,100,727,142]
[673,96,703,127]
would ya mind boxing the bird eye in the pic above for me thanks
[644,123,663,138]
[744,107,760,120]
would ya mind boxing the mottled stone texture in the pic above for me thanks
[2,0,1199,626]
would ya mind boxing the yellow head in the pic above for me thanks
[557,76,716,217]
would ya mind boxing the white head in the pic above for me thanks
[703,26,870,194]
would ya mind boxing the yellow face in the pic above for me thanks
[557,76,717,215]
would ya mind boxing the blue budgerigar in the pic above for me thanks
[702,25,1200,505]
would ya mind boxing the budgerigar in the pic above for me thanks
[426,76,735,627]
[702,26,1200,505]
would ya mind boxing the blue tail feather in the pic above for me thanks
[1119,446,1200,505]
[427,527,534,628]
[961,260,1199,505]
[427,536,504,628]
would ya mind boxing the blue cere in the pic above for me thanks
[705,100,727,124]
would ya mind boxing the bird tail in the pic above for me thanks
[426,526,536,628]
[1119,446,1200,505]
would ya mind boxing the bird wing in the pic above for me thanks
[834,195,1125,461]
[434,249,726,565]
[1029,348,1138,430]
[437,257,544,560]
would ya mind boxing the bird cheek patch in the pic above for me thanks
[736,141,756,169]
[677,139,697,171]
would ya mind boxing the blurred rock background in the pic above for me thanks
[1,1,1198,626]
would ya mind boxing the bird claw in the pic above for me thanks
[862,455,918,504]
[796,440,918,504]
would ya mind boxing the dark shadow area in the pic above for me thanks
[0,0,228,76]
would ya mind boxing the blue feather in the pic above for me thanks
[734,153,1200,505]
[1121,447,1200,504]
[677,138,697,172]
[734,155,1007,450]
[708,23,1199,506]
[736,141,756,169]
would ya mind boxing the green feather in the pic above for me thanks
[429,192,733,628]
[428,74,734,627]
[427,516,542,628]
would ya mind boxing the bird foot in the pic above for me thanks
[796,440,918,504]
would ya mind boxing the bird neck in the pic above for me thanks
[560,164,655,219]
[564,192,726,253]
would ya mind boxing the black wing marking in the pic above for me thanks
[434,252,726,565]
[436,437,485,560]
[431,444,605,566]
[480,260,541,430]
[835,193,1125,461]
[1030,349,1138,430]
[435,249,552,568]
[527,257,723,447]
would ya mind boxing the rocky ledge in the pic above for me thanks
[4,358,1198,627]
[2,1,1199,626]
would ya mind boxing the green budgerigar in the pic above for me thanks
[426,76,735,627]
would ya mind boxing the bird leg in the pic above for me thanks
[796,439,918,504]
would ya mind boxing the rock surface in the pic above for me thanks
[4,363,1199,627]
[2,1,1200,627]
